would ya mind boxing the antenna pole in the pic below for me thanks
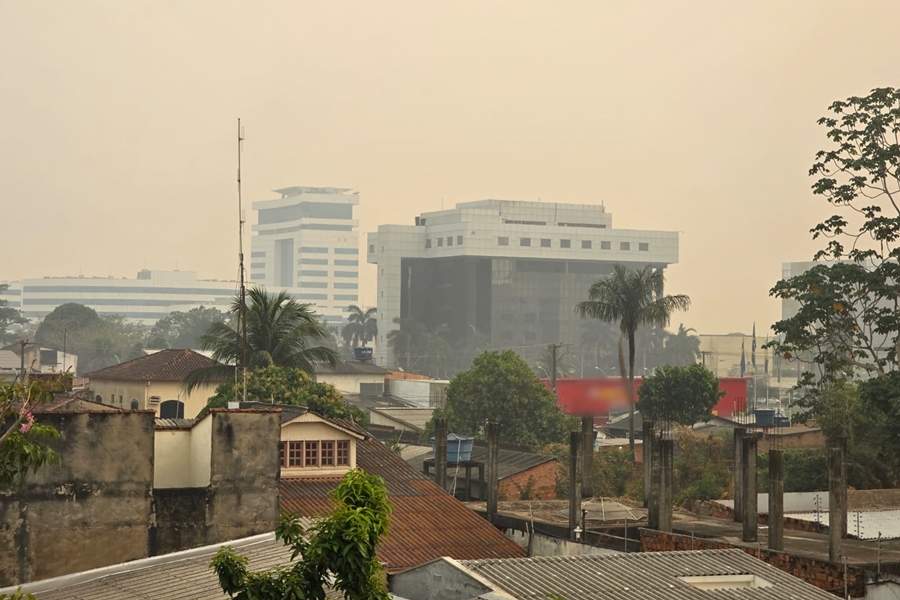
[237,119,249,404]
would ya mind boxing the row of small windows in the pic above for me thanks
[298,270,359,278]
[295,293,359,301]
[498,237,649,251]
[299,282,358,289]
[280,440,350,468]
[425,235,464,249]
[298,259,359,266]
[299,247,359,255]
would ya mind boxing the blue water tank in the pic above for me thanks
[353,346,373,360]
[755,409,776,427]
[431,433,474,462]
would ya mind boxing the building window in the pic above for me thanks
[334,259,358,266]
[600,241,611,250]
[110,394,115,404]
[620,242,631,251]
[540,239,551,248]
[300,258,328,265]
[159,400,185,419]
[639,242,650,251]
[119,395,123,405]
[337,440,350,466]
[437,238,444,247]
[447,236,453,246]
[560,239,571,248]
[288,441,303,467]
[369,244,375,253]
[457,235,463,245]
[498,237,509,246]
[425,239,432,249]
[520,238,531,247]
[581,240,592,249]
[305,441,318,466]
[130,399,139,410]
[95,394,102,403]
[321,441,335,466]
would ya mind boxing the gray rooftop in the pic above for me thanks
[459,549,835,600]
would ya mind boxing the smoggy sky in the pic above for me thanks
[2,1,899,336]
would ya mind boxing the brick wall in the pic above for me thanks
[640,529,866,597]
[699,501,824,534]
[499,461,558,501]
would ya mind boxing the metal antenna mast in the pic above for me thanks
[237,119,249,404]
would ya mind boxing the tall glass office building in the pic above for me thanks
[367,200,680,368]
[251,187,360,324]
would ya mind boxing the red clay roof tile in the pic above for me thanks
[84,349,220,382]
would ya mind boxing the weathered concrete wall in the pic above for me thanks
[208,409,281,542]
[389,557,497,600]
[0,411,156,586]
[153,487,211,553]
[504,529,622,557]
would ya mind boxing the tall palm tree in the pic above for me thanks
[534,345,577,379]
[576,265,691,458]
[341,305,378,348]
[665,324,701,366]
[184,287,338,392]
[385,316,427,371]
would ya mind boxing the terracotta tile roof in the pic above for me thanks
[84,349,219,382]
[280,435,526,572]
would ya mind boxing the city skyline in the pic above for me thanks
[3,1,900,336]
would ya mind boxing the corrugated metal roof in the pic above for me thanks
[155,417,198,430]
[280,436,526,572]
[460,549,837,600]
[403,444,555,481]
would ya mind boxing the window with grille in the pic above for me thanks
[305,441,319,467]
[321,441,335,466]
[288,441,304,467]
[337,441,350,466]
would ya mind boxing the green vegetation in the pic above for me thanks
[145,306,227,350]
[0,284,27,347]
[210,469,392,600]
[576,265,691,458]
[184,287,338,393]
[636,364,724,426]
[341,305,377,349]
[425,350,568,447]
[0,377,66,486]
[200,365,364,425]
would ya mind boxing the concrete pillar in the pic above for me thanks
[582,416,594,498]
[734,428,745,522]
[741,435,758,542]
[434,418,447,492]
[648,429,662,530]
[487,422,500,515]
[768,449,784,551]
[642,419,654,508]
[839,435,848,538]
[569,431,582,540]
[659,438,674,533]
[829,438,846,562]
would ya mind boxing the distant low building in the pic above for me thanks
[84,349,222,418]
[2,342,77,376]
[314,360,389,395]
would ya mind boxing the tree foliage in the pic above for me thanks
[210,468,392,600]
[769,88,900,393]
[201,366,364,425]
[427,350,568,447]
[0,376,66,486]
[636,364,723,426]
[146,306,227,349]
[341,306,377,349]
[0,284,27,347]
[184,287,339,393]
[576,265,691,457]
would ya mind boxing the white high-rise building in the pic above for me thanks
[367,199,680,368]
[250,187,360,324]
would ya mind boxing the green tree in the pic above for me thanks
[147,306,227,349]
[576,265,691,458]
[664,324,701,367]
[184,287,338,393]
[341,306,377,349]
[0,284,27,347]
[0,376,66,486]
[426,350,568,447]
[200,365,364,425]
[210,468,392,600]
[385,316,427,372]
[636,364,723,426]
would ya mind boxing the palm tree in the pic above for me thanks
[341,305,378,348]
[184,287,338,392]
[385,316,427,371]
[665,324,701,366]
[576,265,691,458]
[534,345,577,379]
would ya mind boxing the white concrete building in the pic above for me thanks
[7,270,235,326]
[250,186,360,325]
[367,199,679,368]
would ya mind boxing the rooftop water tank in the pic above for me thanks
[754,409,776,427]
[431,433,474,463]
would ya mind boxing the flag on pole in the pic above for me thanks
[740,338,746,378]
[751,322,757,371]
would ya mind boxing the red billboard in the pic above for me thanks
[543,377,748,419]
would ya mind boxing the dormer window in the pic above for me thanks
[279,413,362,475]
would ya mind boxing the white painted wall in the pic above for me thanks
[153,413,213,489]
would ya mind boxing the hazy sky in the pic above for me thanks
[3,1,899,336]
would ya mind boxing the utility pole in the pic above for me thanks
[237,119,249,404]
[19,339,27,383]
[548,343,563,397]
